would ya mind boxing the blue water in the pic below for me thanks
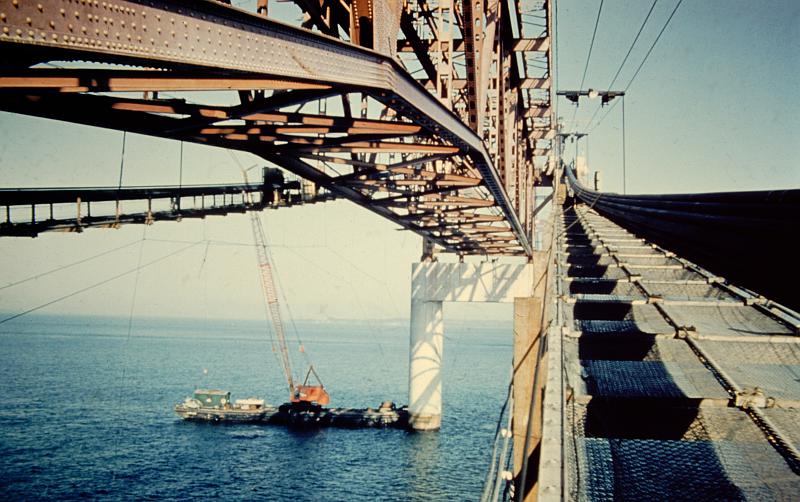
[0,314,511,500]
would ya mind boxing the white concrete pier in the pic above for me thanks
[408,261,534,430]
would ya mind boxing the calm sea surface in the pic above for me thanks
[0,314,512,501]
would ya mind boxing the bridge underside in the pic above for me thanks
[0,0,560,257]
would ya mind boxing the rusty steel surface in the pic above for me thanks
[0,0,556,256]
[0,0,552,255]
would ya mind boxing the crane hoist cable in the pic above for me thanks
[240,168,329,406]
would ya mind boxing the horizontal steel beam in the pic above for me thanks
[0,183,256,206]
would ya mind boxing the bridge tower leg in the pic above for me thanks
[407,261,535,431]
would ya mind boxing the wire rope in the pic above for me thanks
[0,241,200,326]
[570,0,605,128]
[583,0,659,130]
[588,0,684,133]
[0,239,142,291]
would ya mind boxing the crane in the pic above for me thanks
[242,168,330,406]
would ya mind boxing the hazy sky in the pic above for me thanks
[0,0,797,323]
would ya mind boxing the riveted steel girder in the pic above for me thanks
[0,0,533,255]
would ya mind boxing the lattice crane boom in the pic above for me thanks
[248,206,295,396]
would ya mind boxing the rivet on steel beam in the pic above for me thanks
[0,13,6,21]
[2,27,8,34]
[26,17,31,24]
[38,4,44,12]
[12,0,19,6]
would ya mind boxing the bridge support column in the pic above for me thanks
[408,298,444,431]
[407,261,535,431]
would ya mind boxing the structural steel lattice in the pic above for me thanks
[0,0,555,256]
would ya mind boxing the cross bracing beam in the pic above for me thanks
[0,0,534,256]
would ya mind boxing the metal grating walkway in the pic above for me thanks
[541,203,800,501]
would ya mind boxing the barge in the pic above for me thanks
[175,389,409,429]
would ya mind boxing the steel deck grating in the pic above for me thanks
[552,206,800,500]
[570,303,676,336]
[761,409,800,450]
[566,402,800,501]
[642,282,740,302]
[660,304,795,337]
[694,340,800,404]
[566,337,730,400]
[562,279,645,299]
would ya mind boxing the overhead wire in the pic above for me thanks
[578,0,604,92]
[607,0,659,90]
[0,239,142,291]
[622,0,684,93]
[584,0,659,130]
[570,0,605,129]
[0,241,201,326]
[588,0,684,133]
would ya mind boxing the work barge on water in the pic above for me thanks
[175,390,409,429]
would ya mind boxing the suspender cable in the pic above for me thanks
[115,131,127,224]
[177,141,183,212]
[622,95,627,194]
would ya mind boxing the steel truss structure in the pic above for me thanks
[0,0,554,256]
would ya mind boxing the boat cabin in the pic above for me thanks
[193,389,230,409]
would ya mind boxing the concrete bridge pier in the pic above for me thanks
[408,261,535,431]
